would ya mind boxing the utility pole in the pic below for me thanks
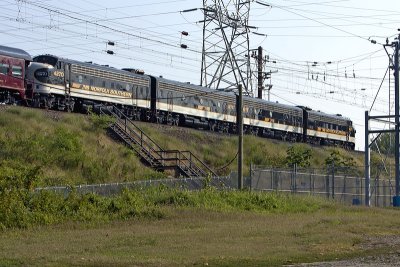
[257,46,263,99]
[365,111,370,206]
[394,35,400,205]
[237,84,243,189]
[251,46,276,100]
[366,31,400,207]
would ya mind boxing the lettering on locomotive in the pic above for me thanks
[53,71,64,78]
[71,82,132,98]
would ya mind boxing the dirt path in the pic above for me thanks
[292,236,400,267]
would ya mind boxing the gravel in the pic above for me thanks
[288,235,400,267]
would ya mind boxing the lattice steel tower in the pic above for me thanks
[201,0,252,95]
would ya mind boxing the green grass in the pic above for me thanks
[0,106,385,185]
[0,107,165,186]
[1,106,399,266]
[0,193,400,266]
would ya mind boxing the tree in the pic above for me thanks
[324,150,355,169]
[286,145,312,168]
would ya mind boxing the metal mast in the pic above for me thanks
[201,0,252,95]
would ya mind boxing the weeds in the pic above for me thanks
[0,163,332,230]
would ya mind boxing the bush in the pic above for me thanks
[89,113,115,130]
[0,155,330,230]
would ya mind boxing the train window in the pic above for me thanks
[57,61,62,69]
[90,79,94,86]
[140,87,143,95]
[181,94,186,101]
[102,81,106,87]
[0,63,9,75]
[78,75,83,83]
[111,82,114,89]
[12,66,22,77]
[126,84,130,91]
[199,98,203,104]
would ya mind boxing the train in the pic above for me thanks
[0,45,356,149]
[0,45,31,104]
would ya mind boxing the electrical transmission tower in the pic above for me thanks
[201,0,252,95]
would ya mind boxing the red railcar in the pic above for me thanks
[0,45,31,104]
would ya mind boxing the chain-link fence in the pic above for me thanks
[36,176,236,196]
[250,165,395,207]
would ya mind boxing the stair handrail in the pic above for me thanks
[100,106,164,159]
[179,150,217,177]
[161,150,217,178]
[111,122,163,163]
[99,105,217,178]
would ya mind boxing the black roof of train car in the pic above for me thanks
[0,45,31,61]
[33,54,151,81]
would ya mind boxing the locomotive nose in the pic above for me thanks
[34,68,49,81]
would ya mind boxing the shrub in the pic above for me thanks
[89,113,115,130]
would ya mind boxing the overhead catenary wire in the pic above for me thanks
[1,0,396,124]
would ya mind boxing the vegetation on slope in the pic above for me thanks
[0,106,388,186]
[1,106,399,266]
[0,107,164,186]
[135,121,380,176]
[0,160,330,230]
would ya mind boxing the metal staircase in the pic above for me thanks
[98,106,217,178]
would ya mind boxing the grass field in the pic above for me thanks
[1,190,400,266]
[1,106,399,266]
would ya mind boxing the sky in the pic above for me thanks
[1,0,400,150]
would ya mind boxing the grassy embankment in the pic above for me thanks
[0,106,377,186]
[1,106,400,266]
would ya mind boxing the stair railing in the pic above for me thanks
[99,105,217,178]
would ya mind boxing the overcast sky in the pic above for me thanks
[1,0,400,150]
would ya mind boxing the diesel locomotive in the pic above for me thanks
[25,54,355,149]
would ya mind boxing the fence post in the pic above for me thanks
[343,174,347,203]
[383,180,387,207]
[331,163,335,199]
[326,168,330,199]
[292,164,297,193]
[250,163,253,190]
[271,169,274,191]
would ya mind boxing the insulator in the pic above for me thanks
[180,44,188,49]
[108,41,115,46]
[106,50,114,55]
[181,31,189,36]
